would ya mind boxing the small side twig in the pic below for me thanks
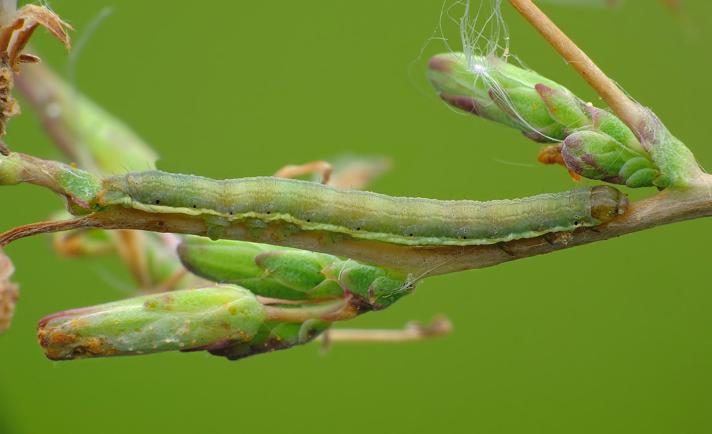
[274,160,333,185]
[318,316,453,346]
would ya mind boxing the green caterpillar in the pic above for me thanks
[97,171,628,246]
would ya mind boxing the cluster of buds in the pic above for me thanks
[428,52,666,188]
[37,237,414,360]
[0,2,70,139]
[10,56,411,360]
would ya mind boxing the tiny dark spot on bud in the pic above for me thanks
[266,211,271,214]
[409,233,414,237]
[192,204,197,208]
[356,227,361,231]
[154,199,160,205]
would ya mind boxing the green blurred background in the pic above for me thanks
[2,1,712,433]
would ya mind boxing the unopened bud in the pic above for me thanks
[38,285,266,360]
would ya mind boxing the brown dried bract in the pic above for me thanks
[0,4,71,138]
[0,248,18,333]
[537,144,581,181]
[537,144,565,166]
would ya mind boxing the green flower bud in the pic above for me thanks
[178,237,342,300]
[38,285,265,360]
[428,52,574,142]
[178,238,413,310]
[636,110,701,188]
[584,105,645,155]
[255,250,328,292]
[562,131,660,187]
[535,84,589,130]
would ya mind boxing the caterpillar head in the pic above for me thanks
[590,186,629,223]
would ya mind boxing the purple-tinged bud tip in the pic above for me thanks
[427,54,456,73]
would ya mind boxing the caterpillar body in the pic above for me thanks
[98,171,628,247]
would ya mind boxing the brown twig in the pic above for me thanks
[318,316,453,345]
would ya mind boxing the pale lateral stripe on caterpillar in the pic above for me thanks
[97,171,628,246]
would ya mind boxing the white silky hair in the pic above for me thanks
[450,0,562,141]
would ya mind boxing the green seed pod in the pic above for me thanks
[562,131,660,187]
[37,285,266,360]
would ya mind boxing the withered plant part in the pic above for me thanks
[0,4,70,140]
